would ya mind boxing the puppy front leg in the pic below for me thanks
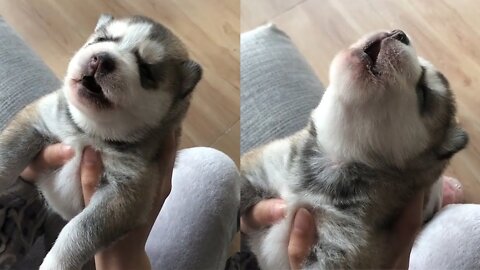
[39,181,153,270]
[0,105,47,189]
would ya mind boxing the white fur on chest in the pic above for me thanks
[37,141,87,220]
[37,156,83,220]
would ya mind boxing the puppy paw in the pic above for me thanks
[40,254,72,270]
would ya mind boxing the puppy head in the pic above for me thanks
[64,14,201,141]
[313,30,467,167]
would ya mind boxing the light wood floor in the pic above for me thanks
[0,0,240,165]
[242,0,480,204]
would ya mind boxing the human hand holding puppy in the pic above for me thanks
[240,193,425,270]
[240,200,317,270]
[20,132,177,270]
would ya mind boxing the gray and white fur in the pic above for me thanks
[241,30,468,269]
[0,15,202,270]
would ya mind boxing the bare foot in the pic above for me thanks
[441,176,464,206]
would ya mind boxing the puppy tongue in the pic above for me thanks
[364,39,382,64]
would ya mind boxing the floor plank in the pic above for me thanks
[241,0,305,31]
[212,121,240,167]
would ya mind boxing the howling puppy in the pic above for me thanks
[241,30,468,269]
[0,15,201,270]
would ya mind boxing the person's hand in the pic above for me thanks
[85,133,177,270]
[20,133,176,270]
[240,192,425,270]
[20,144,75,182]
[384,191,425,269]
[240,199,316,270]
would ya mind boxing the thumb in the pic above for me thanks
[241,199,287,234]
[288,208,316,270]
[80,147,103,205]
[21,144,74,182]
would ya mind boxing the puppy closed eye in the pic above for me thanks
[134,51,157,89]
[94,36,120,43]
[416,67,429,113]
[139,63,154,82]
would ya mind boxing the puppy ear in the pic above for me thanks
[95,14,114,31]
[437,125,468,159]
[179,60,202,98]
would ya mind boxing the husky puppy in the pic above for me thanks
[241,30,468,269]
[0,15,201,270]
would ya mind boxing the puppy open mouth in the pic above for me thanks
[81,76,103,96]
[77,76,112,107]
[364,39,382,68]
[362,35,385,75]
[362,30,410,75]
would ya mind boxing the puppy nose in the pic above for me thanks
[88,53,115,75]
[390,30,409,45]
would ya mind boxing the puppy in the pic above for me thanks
[241,30,468,269]
[0,14,201,270]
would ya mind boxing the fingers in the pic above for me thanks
[157,132,177,169]
[155,132,177,199]
[240,199,286,234]
[393,191,424,246]
[240,203,316,268]
[288,208,316,270]
[80,147,103,205]
[148,132,177,224]
[21,144,75,182]
[388,191,425,269]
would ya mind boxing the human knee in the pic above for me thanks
[177,147,239,195]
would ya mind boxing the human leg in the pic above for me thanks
[146,147,240,270]
[410,204,480,269]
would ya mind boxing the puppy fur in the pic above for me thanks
[241,30,468,269]
[0,15,201,270]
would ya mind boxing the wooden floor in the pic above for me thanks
[0,0,240,165]
[242,0,480,204]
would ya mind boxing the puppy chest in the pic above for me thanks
[36,154,84,220]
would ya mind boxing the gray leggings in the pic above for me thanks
[146,147,239,270]
[240,25,480,269]
[0,18,239,270]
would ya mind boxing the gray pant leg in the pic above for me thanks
[240,25,324,154]
[146,147,240,270]
[409,204,480,269]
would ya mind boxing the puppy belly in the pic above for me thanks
[37,155,84,220]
